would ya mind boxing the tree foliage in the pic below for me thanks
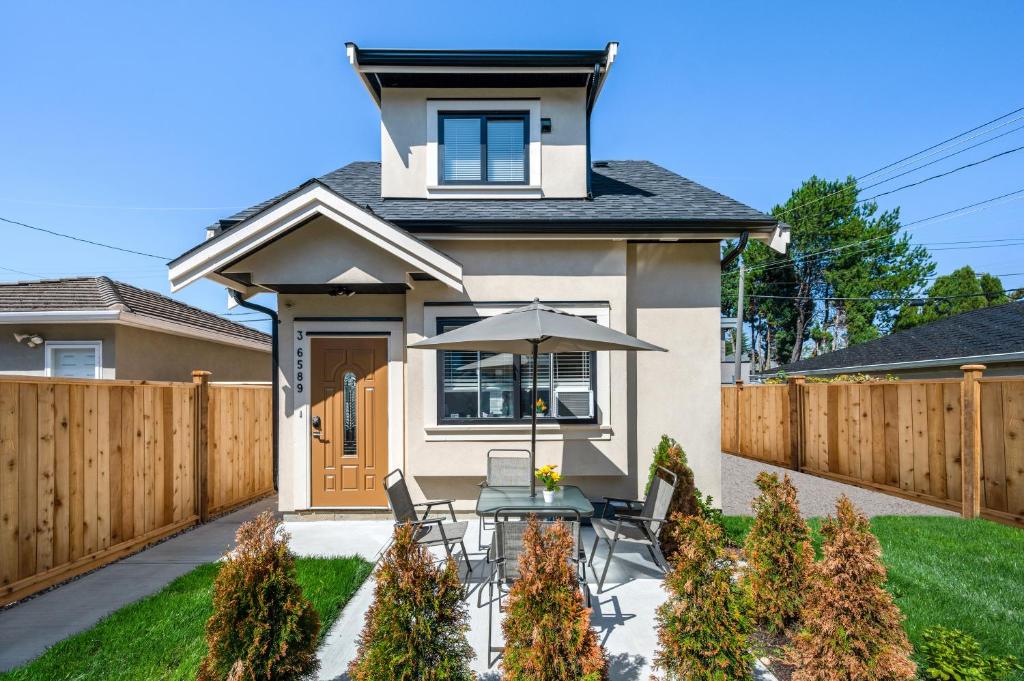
[895,265,1010,330]
[789,497,916,680]
[501,517,606,681]
[654,514,752,680]
[197,511,320,681]
[743,472,814,634]
[722,176,934,369]
[348,523,474,681]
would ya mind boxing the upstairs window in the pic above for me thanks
[439,113,528,184]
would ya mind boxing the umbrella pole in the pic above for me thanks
[530,341,538,497]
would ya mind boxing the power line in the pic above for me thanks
[0,197,243,212]
[0,215,171,260]
[747,286,1024,303]
[729,187,1024,278]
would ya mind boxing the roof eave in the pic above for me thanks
[768,350,1024,377]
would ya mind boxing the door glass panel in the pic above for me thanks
[342,371,357,455]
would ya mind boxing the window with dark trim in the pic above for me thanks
[439,112,529,184]
[436,317,597,424]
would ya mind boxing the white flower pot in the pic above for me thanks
[543,489,555,503]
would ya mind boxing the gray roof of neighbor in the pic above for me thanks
[776,301,1024,374]
[211,160,779,233]
[0,277,271,347]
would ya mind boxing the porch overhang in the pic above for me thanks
[168,182,464,294]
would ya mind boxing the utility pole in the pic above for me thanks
[734,257,745,384]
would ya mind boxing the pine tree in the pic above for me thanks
[743,472,814,634]
[348,523,474,680]
[790,496,916,680]
[501,517,606,680]
[654,515,752,680]
[197,511,320,681]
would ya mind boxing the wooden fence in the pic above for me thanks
[0,372,273,606]
[721,366,1024,527]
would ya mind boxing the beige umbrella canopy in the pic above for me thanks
[410,299,666,496]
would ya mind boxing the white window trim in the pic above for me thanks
[43,340,104,379]
[290,321,405,510]
[425,99,543,199]
[420,304,612,441]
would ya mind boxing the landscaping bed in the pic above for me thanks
[724,514,1024,678]
[0,556,371,681]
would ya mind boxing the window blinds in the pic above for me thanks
[441,117,482,181]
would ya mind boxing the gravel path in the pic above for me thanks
[721,453,957,518]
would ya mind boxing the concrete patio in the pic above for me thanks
[288,516,775,681]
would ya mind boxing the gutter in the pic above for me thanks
[720,230,749,270]
[763,350,1024,377]
[228,291,280,492]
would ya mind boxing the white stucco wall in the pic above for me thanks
[380,87,588,198]
[270,237,723,512]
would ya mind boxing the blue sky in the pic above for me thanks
[2,1,1022,333]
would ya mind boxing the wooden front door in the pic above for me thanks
[310,337,388,507]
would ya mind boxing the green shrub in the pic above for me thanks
[348,523,474,680]
[789,496,916,681]
[501,517,606,680]
[743,472,814,634]
[653,514,752,680]
[919,626,1021,680]
[197,511,320,681]
[645,435,714,559]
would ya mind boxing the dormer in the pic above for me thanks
[346,43,618,200]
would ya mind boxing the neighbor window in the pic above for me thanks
[439,113,528,184]
[436,318,595,423]
[44,341,102,379]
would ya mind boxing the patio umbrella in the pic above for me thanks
[410,299,666,496]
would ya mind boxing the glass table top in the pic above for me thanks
[475,485,595,518]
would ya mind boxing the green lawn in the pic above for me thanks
[724,515,1024,671]
[0,557,372,681]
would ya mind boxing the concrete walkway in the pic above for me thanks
[0,497,277,672]
[722,453,956,517]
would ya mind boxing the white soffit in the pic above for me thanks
[168,183,464,292]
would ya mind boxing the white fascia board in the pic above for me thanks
[0,310,121,323]
[0,309,268,352]
[782,351,1024,377]
[768,225,791,253]
[168,183,464,293]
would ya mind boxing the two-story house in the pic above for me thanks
[168,43,788,513]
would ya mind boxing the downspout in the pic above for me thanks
[585,62,601,197]
[228,289,280,492]
[720,230,749,270]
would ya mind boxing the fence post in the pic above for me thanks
[788,375,806,472]
[960,364,985,519]
[734,380,744,456]
[193,370,212,523]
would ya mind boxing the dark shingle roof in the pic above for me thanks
[0,277,271,347]
[777,301,1024,374]
[215,160,778,232]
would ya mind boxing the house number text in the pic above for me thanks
[295,330,304,393]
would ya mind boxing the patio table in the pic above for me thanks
[475,485,595,519]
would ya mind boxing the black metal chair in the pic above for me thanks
[484,507,588,663]
[383,468,472,577]
[589,466,677,593]
[477,448,532,546]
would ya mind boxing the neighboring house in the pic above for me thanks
[169,43,789,512]
[770,300,1024,380]
[0,277,271,382]
[720,317,750,384]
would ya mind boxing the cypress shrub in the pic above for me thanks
[645,435,703,560]
[197,511,320,681]
[789,496,916,680]
[654,514,752,680]
[743,472,814,634]
[348,523,474,680]
[501,517,606,680]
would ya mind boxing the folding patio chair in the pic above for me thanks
[588,466,677,593]
[477,448,532,546]
[384,468,472,577]
[484,507,589,662]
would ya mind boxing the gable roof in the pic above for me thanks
[0,277,271,350]
[775,301,1024,375]
[207,160,779,236]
